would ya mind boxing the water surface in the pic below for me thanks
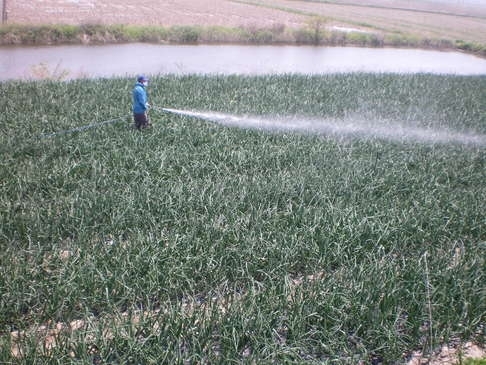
[1,44,485,80]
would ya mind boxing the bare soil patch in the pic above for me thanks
[6,0,307,28]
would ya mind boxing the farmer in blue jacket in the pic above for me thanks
[132,75,151,129]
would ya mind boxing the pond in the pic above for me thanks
[1,43,485,80]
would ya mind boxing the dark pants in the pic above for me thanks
[133,112,150,129]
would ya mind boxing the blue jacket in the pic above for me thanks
[132,82,148,114]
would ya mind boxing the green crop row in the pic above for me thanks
[0,74,485,363]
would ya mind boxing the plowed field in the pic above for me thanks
[6,0,486,43]
[7,0,307,28]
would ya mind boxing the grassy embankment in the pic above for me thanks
[1,74,485,363]
[0,21,485,57]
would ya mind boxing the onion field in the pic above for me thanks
[1,74,485,363]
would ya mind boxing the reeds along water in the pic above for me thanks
[161,108,486,146]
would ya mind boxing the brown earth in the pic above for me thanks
[4,0,486,44]
[262,0,486,43]
[5,0,307,28]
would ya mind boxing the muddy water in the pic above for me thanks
[1,44,486,80]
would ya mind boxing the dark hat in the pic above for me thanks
[137,74,149,82]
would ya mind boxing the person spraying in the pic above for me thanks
[132,75,151,129]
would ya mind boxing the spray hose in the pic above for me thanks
[40,114,130,139]
[39,105,185,139]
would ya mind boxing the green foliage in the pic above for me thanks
[463,359,486,365]
[1,23,485,54]
[169,26,200,43]
[345,31,384,47]
[125,25,169,43]
[0,24,79,44]
[198,25,244,43]
[293,27,316,44]
[305,16,327,45]
[0,74,485,363]
[384,32,421,47]
[456,40,486,57]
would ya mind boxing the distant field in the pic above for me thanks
[5,0,307,28]
[4,0,486,46]
[249,0,486,44]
